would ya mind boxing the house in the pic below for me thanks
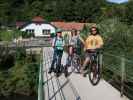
[18,16,56,37]
[51,22,86,37]
[16,16,95,38]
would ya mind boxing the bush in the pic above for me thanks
[0,48,39,97]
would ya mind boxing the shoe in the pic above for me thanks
[56,73,60,77]
[80,68,87,77]
[55,67,61,74]
[64,70,68,77]
[48,70,52,74]
[48,68,54,74]
[83,73,87,77]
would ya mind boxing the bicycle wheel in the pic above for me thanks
[88,60,101,86]
[72,55,81,73]
[75,57,81,73]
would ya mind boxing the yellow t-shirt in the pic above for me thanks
[84,35,103,50]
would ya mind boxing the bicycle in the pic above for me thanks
[71,51,81,73]
[64,47,81,77]
[86,49,102,85]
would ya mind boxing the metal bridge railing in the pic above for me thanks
[103,53,133,99]
[37,46,133,100]
[38,48,44,100]
[42,47,81,100]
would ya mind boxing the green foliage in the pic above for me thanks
[0,46,15,70]
[0,0,132,25]
[0,0,133,26]
[0,47,39,97]
[97,18,133,59]
[0,30,13,41]
[21,31,34,38]
[124,1,133,25]
[0,0,115,23]
[80,25,90,39]
[13,29,23,38]
[0,29,23,41]
[97,18,133,99]
[16,48,26,61]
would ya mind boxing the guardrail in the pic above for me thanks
[37,47,132,99]
[103,53,133,99]
[38,48,44,100]
[0,38,51,49]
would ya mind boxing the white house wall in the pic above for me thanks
[21,23,56,37]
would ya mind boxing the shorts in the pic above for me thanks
[85,50,96,59]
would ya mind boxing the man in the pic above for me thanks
[81,27,104,76]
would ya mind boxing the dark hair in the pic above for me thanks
[71,29,77,36]
[90,27,100,35]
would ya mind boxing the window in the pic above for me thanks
[42,29,50,35]
[26,29,34,33]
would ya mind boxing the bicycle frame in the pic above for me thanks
[88,51,101,86]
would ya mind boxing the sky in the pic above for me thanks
[107,0,129,3]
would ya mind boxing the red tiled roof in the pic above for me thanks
[16,21,26,28]
[51,22,85,31]
[32,16,44,22]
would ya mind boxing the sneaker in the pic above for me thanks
[64,70,68,77]
[48,70,52,74]
[56,73,60,77]
[80,68,88,77]
[83,73,87,77]
[48,68,54,74]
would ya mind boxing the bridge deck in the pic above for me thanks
[43,47,129,100]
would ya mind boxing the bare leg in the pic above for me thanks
[81,57,90,74]
[69,46,73,56]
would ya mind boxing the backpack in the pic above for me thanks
[54,36,64,50]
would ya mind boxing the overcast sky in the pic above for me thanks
[107,0,129,3]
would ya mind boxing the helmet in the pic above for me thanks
[56,29,62,33]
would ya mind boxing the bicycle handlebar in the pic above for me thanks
[86,48,103,54]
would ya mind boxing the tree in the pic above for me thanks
[124,1,133,24]
[0,0,10,25]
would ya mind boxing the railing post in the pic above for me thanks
[121,57,125,97]
[99,53,103,78]
[38,47,44,100]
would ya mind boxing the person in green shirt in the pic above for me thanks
[48,29,64,76]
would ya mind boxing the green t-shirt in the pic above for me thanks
[53,37,64,50]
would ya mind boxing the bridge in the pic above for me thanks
[38,47,131,100]
[1,39,131,100]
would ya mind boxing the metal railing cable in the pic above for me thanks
[47,48,66,100]
[48,48,81,100]
[103,52,133,99]
[39,47,133,100]
[45,47,81,100]
[42,47,65,100]
[44,48,57,100]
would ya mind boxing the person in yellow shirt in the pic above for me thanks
[80,26,104,76]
